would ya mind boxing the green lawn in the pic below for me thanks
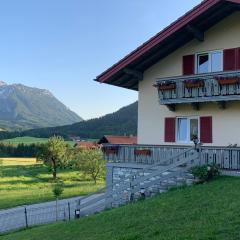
[1,176,240,240]
[0,136,74,146]
[0,158,104,210]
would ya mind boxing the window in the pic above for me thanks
[196,51,223,74]
[176,117,199,143]
[177,118,187,142]
[198,54,209,73]
[190,118,199,141]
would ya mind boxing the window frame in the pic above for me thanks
[195,50,223,74]
[176,116,200,144]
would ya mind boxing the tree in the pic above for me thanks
[58,145,75,169]
[52,181,64,221]
[74,149,105,184]
[37,136,67,179]
[0,159,3,177]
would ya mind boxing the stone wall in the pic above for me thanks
[105,163,195,207]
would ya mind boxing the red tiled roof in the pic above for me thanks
[99,135,137,145]
[76,141,99,149]
[95,0,240,88]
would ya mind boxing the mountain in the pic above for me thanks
[4,102,138,139]
[0,82,82,131]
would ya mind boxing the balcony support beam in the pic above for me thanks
[191,102,200,110]
[217,101,226,109]
[186,24,204,42]
[166,104,176,112]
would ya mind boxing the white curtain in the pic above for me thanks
[177,118,187,142]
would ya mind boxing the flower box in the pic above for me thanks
[215,76,240,85]
[184,80,204,89]
[134,149,151,156]
[156,81,176,91]
[158,84,176,91]
[105,149,118,154]
[103,147,119,155]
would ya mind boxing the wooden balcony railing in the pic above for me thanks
[103,144,240,170]
[155,70,240,108]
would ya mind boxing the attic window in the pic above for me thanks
[196,51,223,74]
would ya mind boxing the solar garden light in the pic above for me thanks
[75,209,80,219]
[140,188,146,199]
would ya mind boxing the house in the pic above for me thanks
[98,135,137,145]
[69,136,81,142]
[96,0,240,149]
[75,141,99,149]
[94,0,240,206]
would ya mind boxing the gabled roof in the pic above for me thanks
[76,141,99,149]
[98,135,137,145]
[95,0,240,91]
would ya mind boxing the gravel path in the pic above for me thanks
[0,194,105,233]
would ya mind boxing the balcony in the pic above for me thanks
[155,70,240,110]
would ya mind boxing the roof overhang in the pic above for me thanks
[95,0,240,91]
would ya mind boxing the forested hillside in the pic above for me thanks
[0,102,138,140]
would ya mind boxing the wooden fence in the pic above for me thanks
[103,144,240,170]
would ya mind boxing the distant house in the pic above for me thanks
[98,135,137,145]
[75,141,99,149]
[69,136,81,142]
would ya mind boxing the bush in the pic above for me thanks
[52,181,64,199]
[191,163,220,183]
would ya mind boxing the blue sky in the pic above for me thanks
[0,0,201,119]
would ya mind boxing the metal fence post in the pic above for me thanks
[198,144,202,166]
[129,175,135,202]
[24,207,28,228]
[68,202,71,221]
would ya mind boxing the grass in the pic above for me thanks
[0,158,104,210]
[0,136,74,146]
[1,176,240,240]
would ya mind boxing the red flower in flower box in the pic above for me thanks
[215,76,240,85]
[184,79,204,89]
[157,81,176,91]
[134,149,151,156]
[103,147,119,155]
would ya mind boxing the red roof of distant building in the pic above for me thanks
[98,135,137,145]
[76,141,99,149]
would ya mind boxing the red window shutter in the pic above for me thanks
[183,55,195,75]
[200,116,212,144]
[165,118,175,142]
[223,48,238,71]
[237,48,240,70]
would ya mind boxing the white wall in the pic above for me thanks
[138,12,240,146]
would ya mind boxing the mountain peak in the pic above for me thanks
[0,81,7,86]
[0,82,82,131]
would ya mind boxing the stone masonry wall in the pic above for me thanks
[105,163,194,208]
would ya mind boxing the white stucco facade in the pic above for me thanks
[138,12,240,146]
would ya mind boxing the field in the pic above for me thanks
[0,136,75,146]
[0,158,104,210]
[1,176,240,240]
